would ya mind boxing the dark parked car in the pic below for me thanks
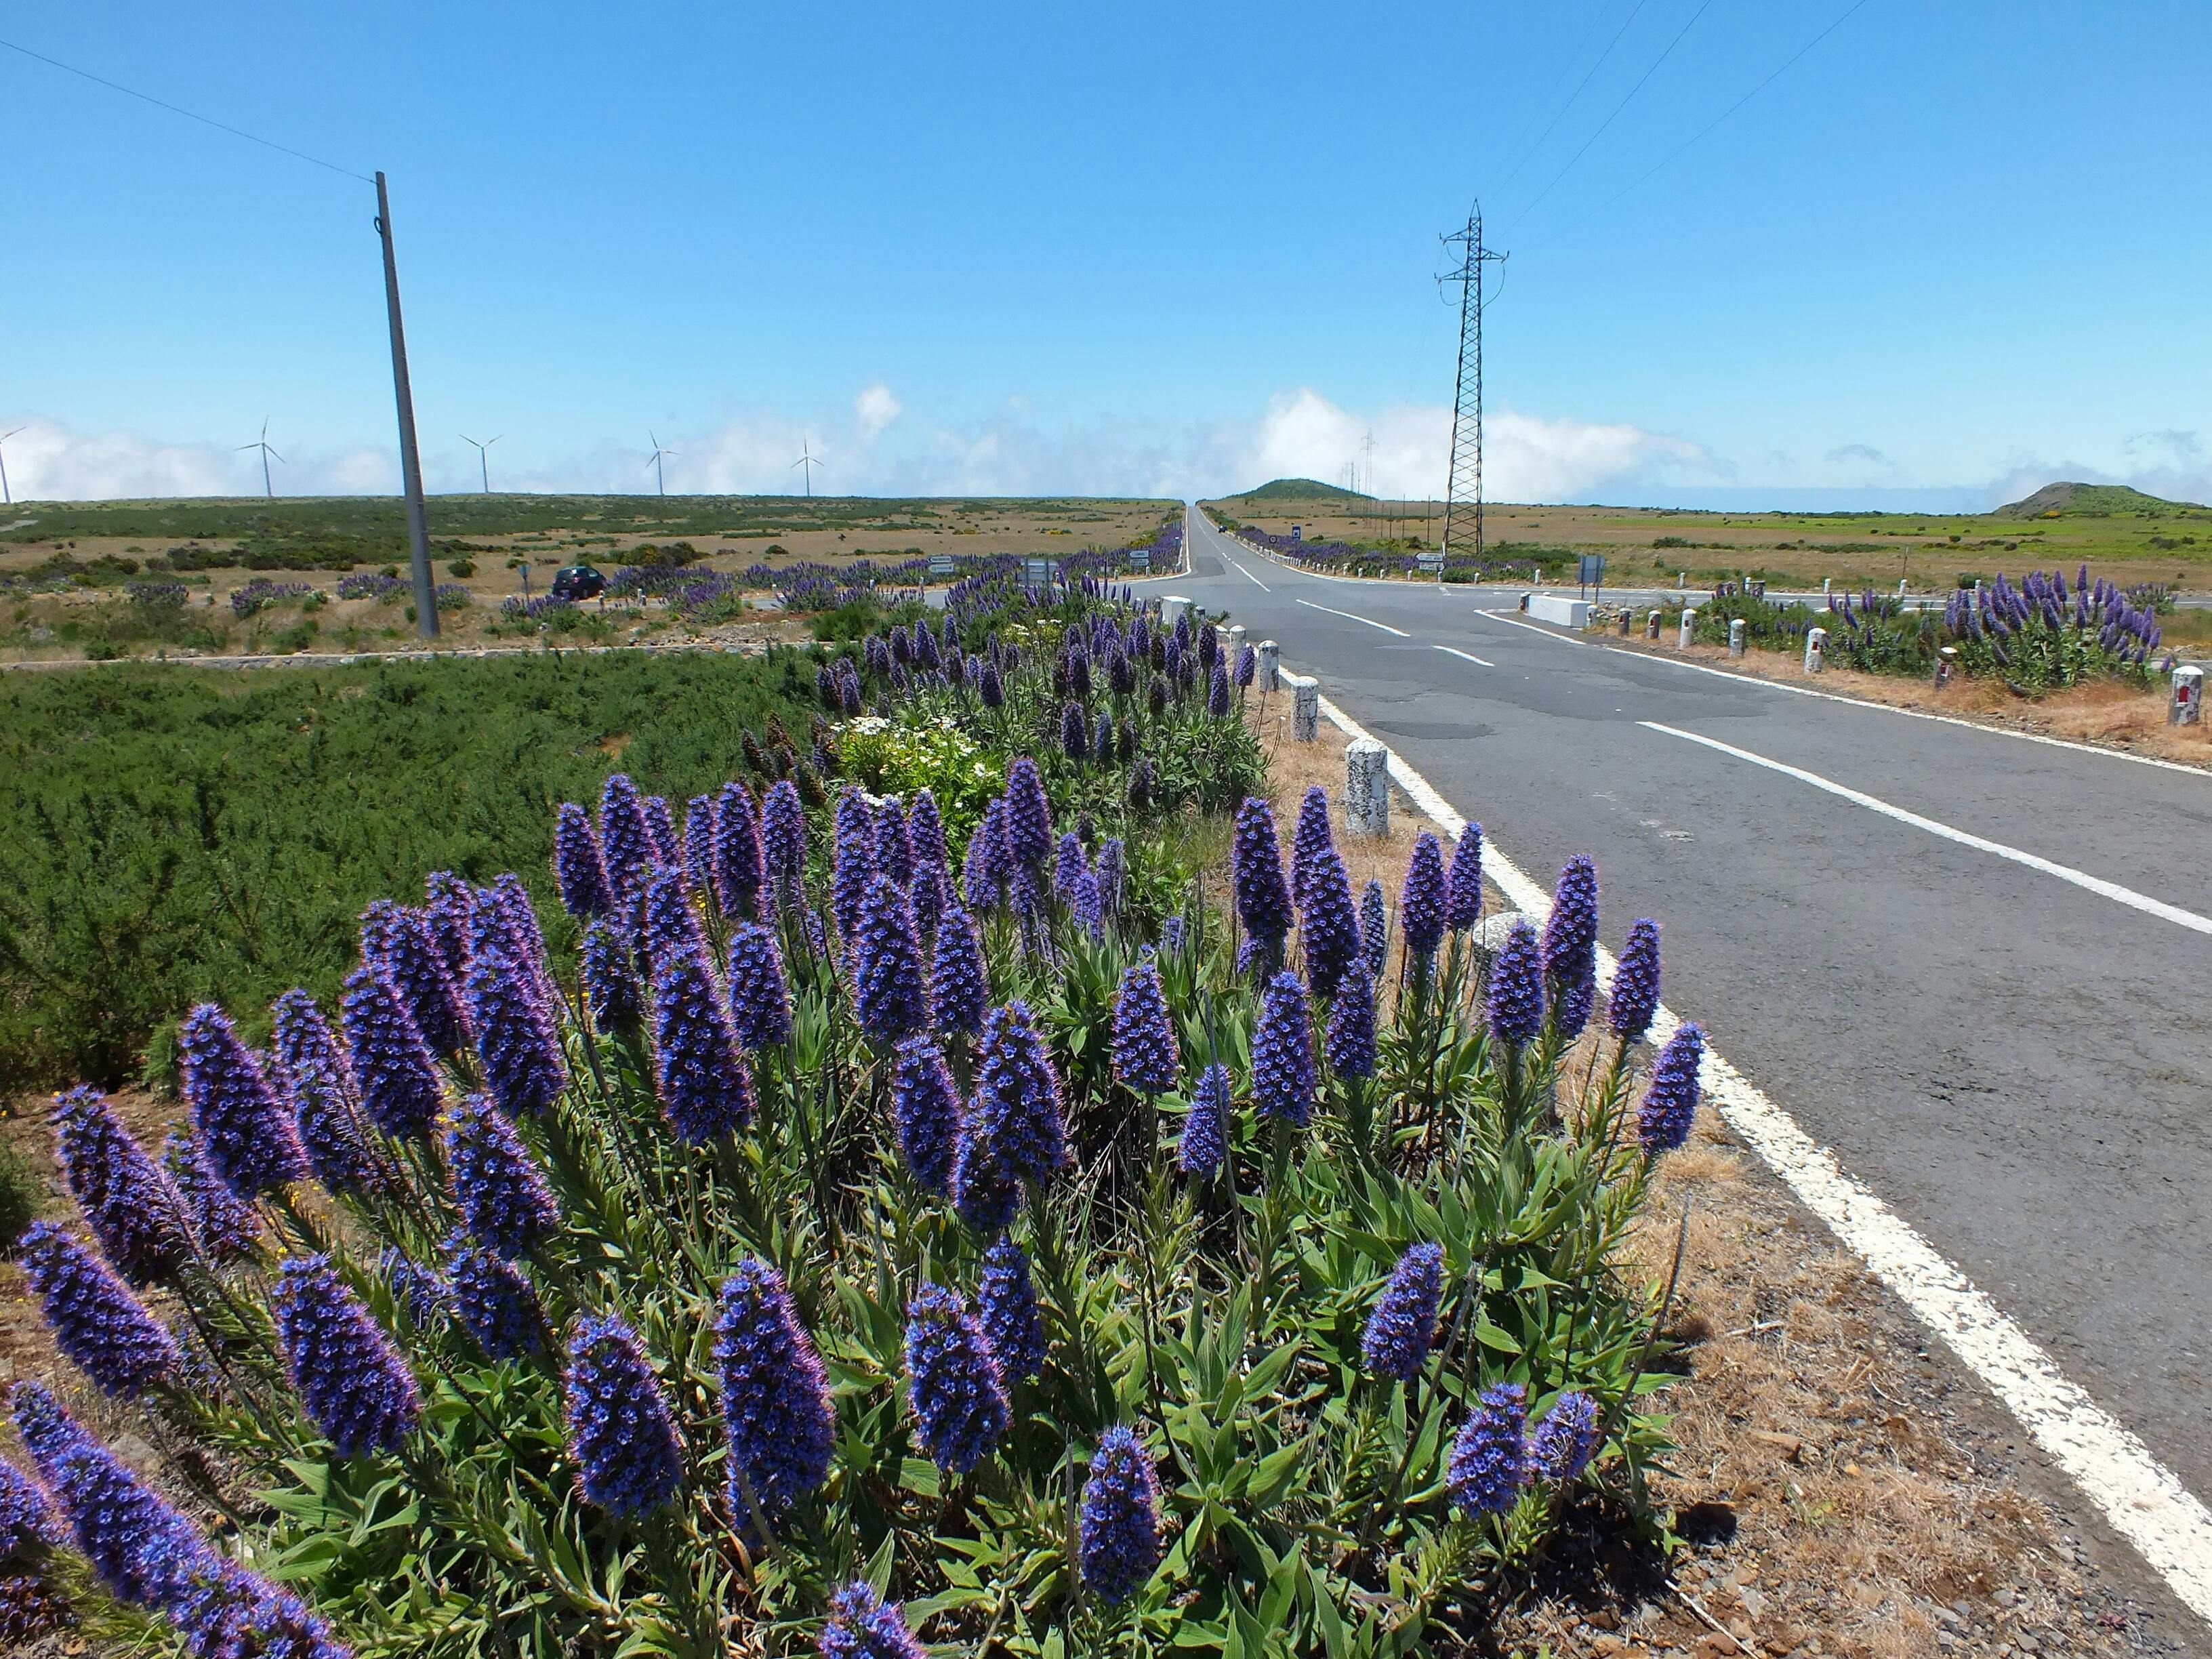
[550,564,606,601]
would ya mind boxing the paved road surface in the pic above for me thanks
[1172,508,2212,1527]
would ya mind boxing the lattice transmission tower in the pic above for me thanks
[1440,203,1508,563]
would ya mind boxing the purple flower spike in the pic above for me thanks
[651,945,756,1145]
[683,794,718,895]
[930,905,989,1037]
[962,798,1012,912]
[875,797,914,887]
[855,875,931,1043]
[446,1094,560,1258]
[1070,867,1105,940]
[564,1314,684,1517]
[638,865,709,975]
[441,1235,544,1361]
[581,922,644,1033]
[1361,1242,1443,1382]
[360,901,469,1057]
[819,1582,928,1659]
[1540,855,1600,987]
[1445,822,1485,932]
[1555,965,1596,1041]
[466,935,569,1117]
[274,1254,422,1457]
[1608,919,1662,1043]
[271,991,384,1197]
[1231,796,1293,952]
[964,1001,1069,1184]
[1111,958,1179,1096]
[554,802,614,920]
[642,794,681,869]
[903,1282,1009,1475]
[1236,642,1256,687]
[1299,846,1364,998]
[762,779,808,907]
[1486,919,1547,1048]
[1180,1062,1231,1178]
[1250,971,1316,1127]
[52,1086,189,1288]
[1448,1382,1529,1517]
[977,1235,1045,1383]
[832,789,878,943]
[716,1258,836,1514]
[1325,958,1378,1080]
[1359,878,1388,979]
[598,775,655,897]
[714,782,767,920]
[1053,830,1089,901]
[1290,785,1334,905]
[1399,832,1448,964]
[1637,1023,1704,1154]
[179,1003,308,1199]
[1061,700,1090,761]
[908,787,949,880]
[892,1036,961,1194]
[1529,1390,1601,1484]
[424,869,476,976]
[340,965,443,1141]
[163,1127,262,1262]
[725,921,794,1050]
[1080,1427,1165,1605]
[1004,758,1053,867]
[17,1223,179,1399]
[1207,661,1231,717]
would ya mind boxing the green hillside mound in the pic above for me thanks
[1227,477,1374,504]
[1998,481,2205,517]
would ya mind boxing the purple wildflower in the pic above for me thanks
[1555,965,1596,1041]
[819,1582,928,1659]
[1053,830,1088,901]
[1180,1062,1231,1177]
[1070,867,1105,939]
[162,1127,262,1261]
[876,797,914,887]
[1361,1242,1443,1382]
[340,964,444,1140]
[716,1259,836,1513]
[1445,822,1484,932]
[1096,837,1126,916]
[889,1036,962,1193]
[465,935,569,1117]
[360,901,468,1057]
[1399,832,1448,964]
[554,802,614,920]
[762,779,807,907]
[1299,846,1363,998]
[1111,958,1179,1095]
[832,788,878,943]
[714,782,767,919]
[1486,919,1547,1048]
[273,1255,422,1457]
[1061,700,1089,761]
[964,1001,1068,1183]
[1004,758,1053,867]
[903,1283,1008,1475]
[1235,642,1256,687]
[1637,1023,1704,1154]
[1529,1391,1601,1484]
[51,1086,188,1287]
[854,875,931,1042]
[977,1236,1045,1382]
[446,1094,559,1257]
[17,1223,179,1399]
[638,865,708,975]
[1448,1382,1529,1517]
[1207,660,1230,716]
[930,904,989,1037]
[1608,918,1662,1043]
[564,1315,684,1517]
[441,1235,544,1361]
[598,775,655,897]
[725,921,794,1050]
[1231,796,1293,953]
[962,798,1012,911]
[1250,972,1316,1127]
[178,1003,308,1199]
[642,794,680,869]
[651,943,756,1144]
[1290,785,1333,905]
[1540,855,1600,988]
[1360,878,1388,978]
[683,794,717,895]
[1325,958,1378,1080]
[1079,1427,1164,1604]
[581,922,644,1033]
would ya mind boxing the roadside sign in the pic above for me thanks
[1129,548,1149,572]
[927,554,955,577]
[1023,557,1054,586]
[1578,554,1604,586]
[1290,525,1303,541]
[1416,550,1444,574]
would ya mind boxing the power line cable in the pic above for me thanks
[0,35,373,183]
[1490,0,1653,202]
[1504,0,1716,234]
[1529,0,1876,247]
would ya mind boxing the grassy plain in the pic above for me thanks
[1204,488,2212,593]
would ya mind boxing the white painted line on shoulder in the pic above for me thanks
[1468,602,2211,780]
[1641,720,2212,937]
[1313,687,2212,1629]
[1221,554,1270,590]
[1294,597,1410,637]
[1434,644,1496,668]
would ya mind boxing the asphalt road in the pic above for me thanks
[1172,508,2212,1515]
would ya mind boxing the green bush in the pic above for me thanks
[447,558,477,579]
[0,1134,41,1249]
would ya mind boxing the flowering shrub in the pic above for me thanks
[230,579,316,617]
[337,573,407,603]
[11,708,1701,1656]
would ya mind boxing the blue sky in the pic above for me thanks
[5,1,2210,507]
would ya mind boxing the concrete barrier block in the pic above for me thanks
[1345,739,1390,837]
[1257,640,1279,693]
[1282,672,1319,741]
[1679,607,1698,649]
[1729,618,1747,658]
[1526,594,1591,628]
[2173,663,2203,726]
[1162,595,1191,627]
[1805,626,1828,673]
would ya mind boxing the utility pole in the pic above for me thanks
[375,171,438,640]
[1441,202,1507,567]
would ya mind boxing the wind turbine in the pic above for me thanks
[646,432,676,497]
[237,419,283,499]
[460,433,502,493]
[792,441,823,498]
[0,428,23,506]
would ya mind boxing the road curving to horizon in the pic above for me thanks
[1171,504,2212,1629]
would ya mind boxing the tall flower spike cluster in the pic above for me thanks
[598,774,655,897]
[52,1086,189,1287]
[1540,855,1600,987]
[1399,832,1448,964]
[1608,918,1662,1042]
[715,1259,836,1514]
[725,922,794,1050]
[977,1235,1046,1383]
[1485,919,1547,1048]
[580,924,644,1034]
[1251,971,1317,1126]
[1361,1242,1443,1382]
[891,1036,961,1194]
[441,1237,544,1361]
[1004,757,1053,867]
[1359,878,1388,979]
[818,1582,928,1659]
[1180,1062,1231,1177]
[360,901,469,1057]
[1290,785,1332,905]
[762,779,807,907]
[650,941,756,1144]
[832,790,878,943]
[163,1127,262,1262]
[1445,821,1484,932]
[714,781,766,919]
[445,1094,560,1258]
[565,1315,685,1517]
[1231,797,1292,959]
[272,991,384,1197]
[554,801,613,920]
[682,794,716,895]
[340,964,445,1141]
[1448,1382,1529,1517]
[1079,1427,1165,1605]
[16,1223,180,1399]
[178,1002,309,1199]
[1325,958,1378,1080]
[464,931,570,1117]
[955,1001,1068,1229]
[904,1283,1009,1476]
[1109,958,1179,1096]
[1638,1022,1704,1153]
[930,905,988,1036]
[272,1255,422,1458]
[1298,846,1363,998]
[1529,1390,1601,1484]
[855,876,931,1043]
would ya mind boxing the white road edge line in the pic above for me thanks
[1294,597,1410,637]
[1465,604,2212,781]
[1641,720,2212,937]
[1313,686,2212,1629]
[1220,552,1271,590]
[1434,644,1496,668]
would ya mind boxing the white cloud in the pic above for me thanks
[0,416,392,503]
[854,384,902,441]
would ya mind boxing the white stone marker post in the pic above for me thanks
[1256,640,1280,693]
[2173,664,2203,726]
[1225,623,1247,659]
[1645,609,1661,640]
[1284,672,1319,740]
[1679,607,1698,649]
[1729,618,1747,657]
[1805,626,1827,673]
[1345,739,1390,837]
[1162,595,1191,628]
